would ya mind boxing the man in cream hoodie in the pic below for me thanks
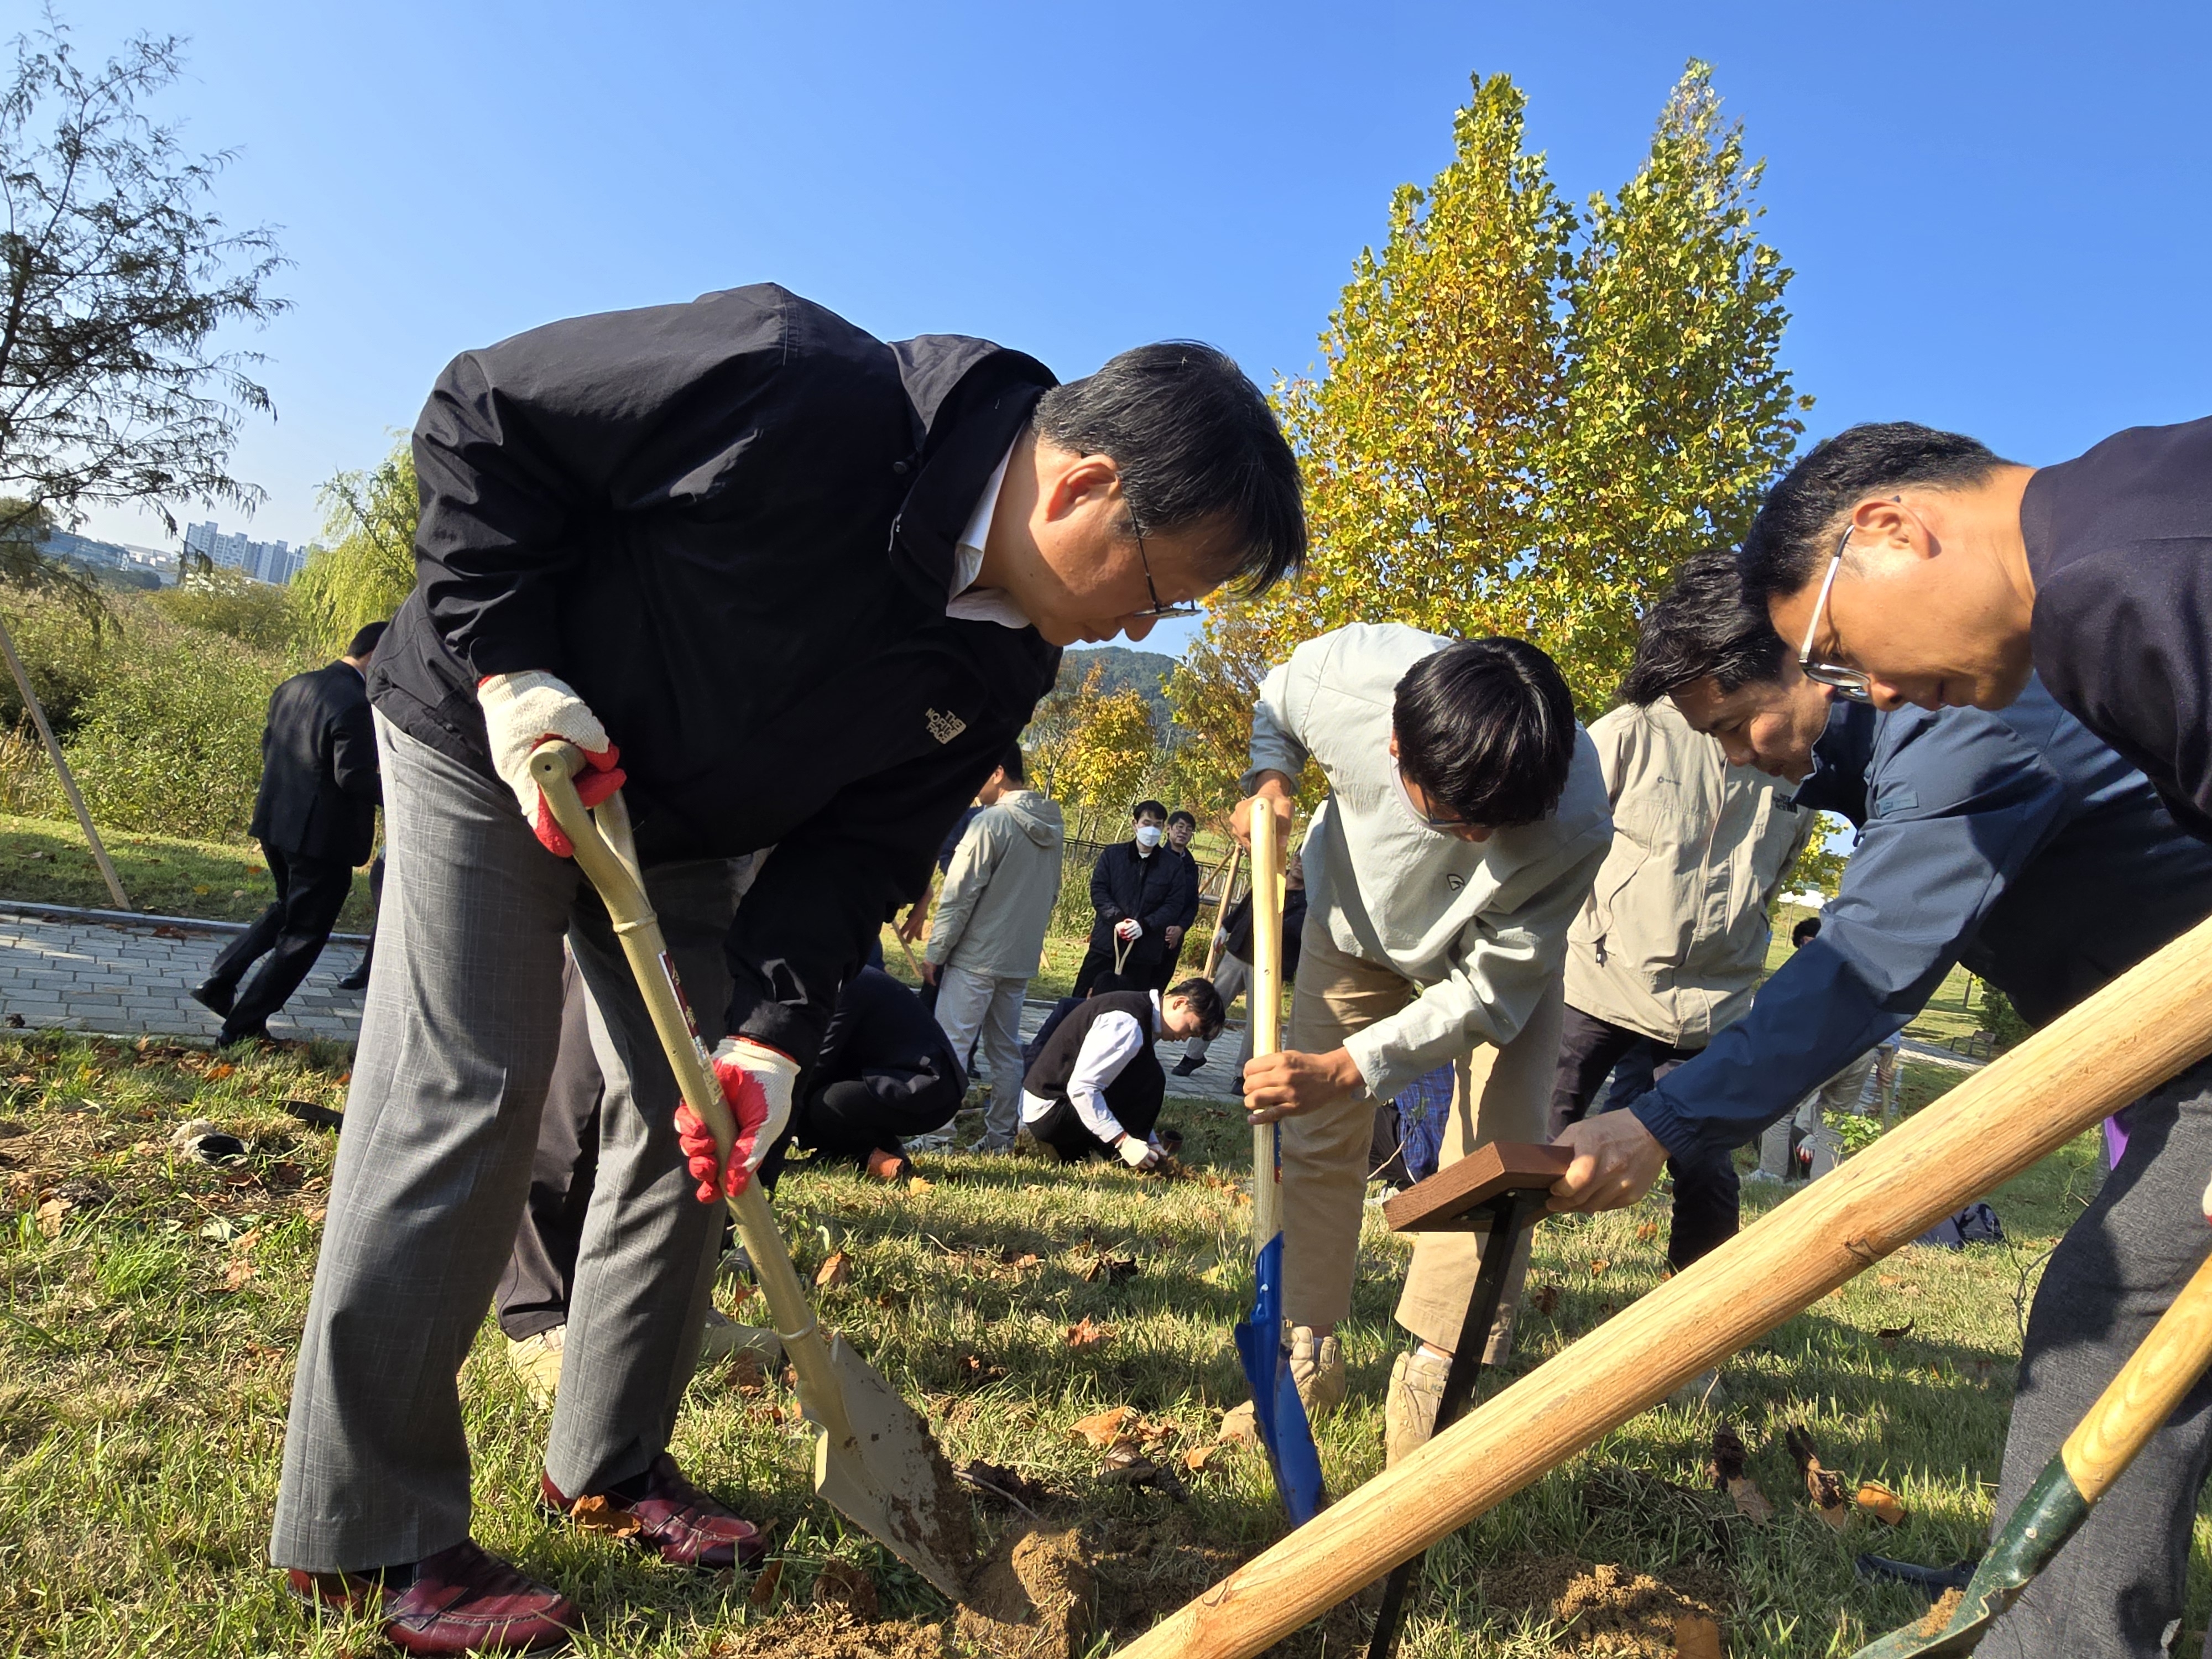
[924,746,1066,1149]
[1237,623,1612,1463]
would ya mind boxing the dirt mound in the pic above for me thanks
[1477,1554,1733,1656]
[710,1610,949,1659]
[957,1527,1094,1659]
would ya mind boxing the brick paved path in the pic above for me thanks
[0,903,1252,1102]
[0,905,367,1046]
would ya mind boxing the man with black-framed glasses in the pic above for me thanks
[269,287,1306,1655]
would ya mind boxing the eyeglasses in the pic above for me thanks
[1130,515,1201,619]
[1797,526,1875,703]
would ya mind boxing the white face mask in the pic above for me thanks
[1134,823,1164,848]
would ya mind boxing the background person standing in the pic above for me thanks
[1073,800,1186,994]
[1145,808,1202,991]
[1173,847,1305,1079]
[192,620,387,1045]
[922,745,1066,1151]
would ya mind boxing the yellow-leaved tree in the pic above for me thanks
[1024,664,1158,841]
[1173,61,1809,764]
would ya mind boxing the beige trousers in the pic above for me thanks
[1280,920,1561,1358]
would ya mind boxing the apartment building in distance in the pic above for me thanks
[183,520,309,586]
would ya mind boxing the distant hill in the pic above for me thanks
[1055,645,1177,728]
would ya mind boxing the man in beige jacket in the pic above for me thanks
[924,746,1065,1149]
[1552,695,1815,1269]
[1235,623,1612,1464]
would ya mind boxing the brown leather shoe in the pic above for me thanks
[543,1453,768,1569]
[286,1538,578,1655]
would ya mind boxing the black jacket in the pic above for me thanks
[249,661,380,865]
[2023,416,2212,841]
[370,285,1061,1061]
[1087,841,1193,968]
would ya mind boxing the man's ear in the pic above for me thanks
[1847,495,1932,561]
[1038,449,1124,525]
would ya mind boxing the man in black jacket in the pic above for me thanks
[270,284,1305,1653]
[1074,800,1185,995]
[192,621,385,1046]
[1144,808,1203,992]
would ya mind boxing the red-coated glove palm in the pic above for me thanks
[675,1037,799,1202]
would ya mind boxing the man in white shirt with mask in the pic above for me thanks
[1236,623,1611,1464]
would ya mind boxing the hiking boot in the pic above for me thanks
[286,1538,578,1655]
[863,1146,912,1182]
[1170,1055,1206,1077]
[1385,1344,1452,1467]
[1288,1326,1345,1421]
[506,1328,564,1409]
[543,1453,767,1569]
[188,979,234,1019]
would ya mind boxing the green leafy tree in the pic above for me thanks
[1176,62,1809,746]
[291,439,417,651]
[0,22,286,565]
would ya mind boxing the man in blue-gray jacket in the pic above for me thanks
[1551,550,2212,1659]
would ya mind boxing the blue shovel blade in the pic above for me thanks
[1234,1229,1326,1525]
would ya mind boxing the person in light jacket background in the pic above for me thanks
[1552,571,1818,1269]
[1234,622,1612,1465]
[922,745,1066,1151]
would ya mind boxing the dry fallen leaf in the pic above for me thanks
[1183,1443,1230,1473]
[1070,1406,1137,1448]
[1877,1321,1915,1352]
[747,1559,782,1609]
[1856,1480,1907,1525]
[1529,1283,1562,1316]
[1635,1221,1659,1243]
[1000,1250,1042,1272]
[1065,1315,1110,1349]
[959,1353,1008,1384]
[1081,1253,1140,1284]
[222,1259,255,1292]
[727,1351,768,1394]
[1588,1259,1611,1276]
[207,1063,234,1082]
[567,1494,643,1538]
[1673,1611,1725,1659]
[1726,1475,1776,1522]
[1877,1274,1903,1288]
[907,1175,933,1193]
[814,1250,852,1289]
[1786,1425,1851,1528]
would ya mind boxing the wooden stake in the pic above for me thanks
[1112,909,2212,1659]
[0,608,129,911]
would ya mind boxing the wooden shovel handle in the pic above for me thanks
[1248,805,1285,1244]
[1113,910,2212,1659]
[2063,1249,2212,1500]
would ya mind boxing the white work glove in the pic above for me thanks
[1116,1133,1162,1171]
[1114,918,1144,942]
[477,670,625,857]
[676,1037,800,1203]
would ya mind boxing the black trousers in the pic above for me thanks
[206,846,355,1039]
[1073,933,1157,997]
[1550,1004,1740,1271]
[799,1073,964,1162]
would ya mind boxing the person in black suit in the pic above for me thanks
[1072,799,1188,995]
[191,620,386,1044]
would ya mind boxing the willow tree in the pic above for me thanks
[291,439,418,650]
[1173,61,1809,759]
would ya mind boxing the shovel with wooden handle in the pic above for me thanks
[1853,1247,2212,1657]
[1112,911,2212,1659]
[529,741,974,1600]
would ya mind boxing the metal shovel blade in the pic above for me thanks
[1234,1229,1326,1525]
[807,1329,974,1601]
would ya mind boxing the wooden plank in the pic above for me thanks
[1381,1141,1571,1233]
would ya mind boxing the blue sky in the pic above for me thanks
[62,0,2212,659]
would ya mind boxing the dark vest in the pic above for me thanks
[1021,990,1165,1149]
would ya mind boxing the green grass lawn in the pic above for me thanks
[0,815,376,931]
[3,1029,2197,1657]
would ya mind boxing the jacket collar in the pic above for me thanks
[886,339,1057,604]
[1788,700,1884,826]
